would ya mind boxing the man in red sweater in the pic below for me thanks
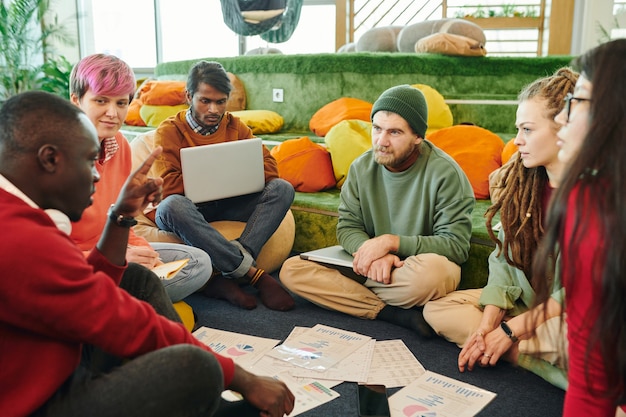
[0,91,294,417]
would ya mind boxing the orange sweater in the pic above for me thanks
[70,132,151,251]
[153,111,279,199]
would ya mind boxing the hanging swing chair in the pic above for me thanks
[221,0,303,43]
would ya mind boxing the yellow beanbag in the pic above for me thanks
[410,84,453,136]
[324,119,372,188]
[309,97,373,137]
[173,301,195,332]
[230,110,284,134]
[428,125,504,199]
[140,104,189,128]
[270,137,336,192]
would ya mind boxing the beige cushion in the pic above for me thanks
[130,130,294,273]
[416,33,487,57]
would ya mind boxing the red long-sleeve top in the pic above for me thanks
[0,190,234,417]
[561,185,624,416]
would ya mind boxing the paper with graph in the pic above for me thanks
[266,324,372,371]
[389,370,497,417]
[192,326,280,367]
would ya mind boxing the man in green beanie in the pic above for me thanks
[280,85,474,337]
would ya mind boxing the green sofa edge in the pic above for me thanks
[154,53,574,134]
[291,190,494,290]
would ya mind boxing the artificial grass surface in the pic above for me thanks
[155,53,574,133]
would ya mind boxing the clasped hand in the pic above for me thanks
[352,235,403,283]
[458,327,513,372]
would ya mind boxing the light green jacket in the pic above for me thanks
[479,228,563,316]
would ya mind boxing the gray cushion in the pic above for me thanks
[397,18,486,53]
[355,26,403,52]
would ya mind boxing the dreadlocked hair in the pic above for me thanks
[485,66,578,280]
[486,156,547,278]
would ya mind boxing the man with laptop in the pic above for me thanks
[280,85,475,337]
[149,60,296,311]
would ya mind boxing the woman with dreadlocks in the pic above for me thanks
[423,67,578,386]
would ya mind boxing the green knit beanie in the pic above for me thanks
[371,85,428,138]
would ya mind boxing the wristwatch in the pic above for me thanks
[500,321,519,343]
[107,204,137,228]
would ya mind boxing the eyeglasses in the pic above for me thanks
[563,92,591,122]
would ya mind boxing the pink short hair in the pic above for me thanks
[70,54,135,101]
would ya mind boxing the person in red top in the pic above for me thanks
[69,53,213,303]
[0,91,294,417]
[533,39,626,417]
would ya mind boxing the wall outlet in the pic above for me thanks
[273,88,284,103]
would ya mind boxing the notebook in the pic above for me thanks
[180,138,265,203]
[299,245,365,283]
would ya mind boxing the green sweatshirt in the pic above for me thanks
[337,140,475,265]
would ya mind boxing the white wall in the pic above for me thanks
[572,0,616,54]
[50,0,80,62]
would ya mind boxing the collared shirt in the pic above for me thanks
[100,136,119,164]
[0,174,72,234]
[186,109,219,135]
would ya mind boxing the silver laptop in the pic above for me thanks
[180,138,265,203]
[300,245,354,268]
[300,245,366,283]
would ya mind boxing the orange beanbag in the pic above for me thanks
[501,139,518,164]
[309,97,373,137]
[125,97,146,126]
[139,80,187,106]
[427,125,504,199]
[270,137,336,192]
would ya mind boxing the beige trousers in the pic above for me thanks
[279,253,460,320]
[423,289,568,368]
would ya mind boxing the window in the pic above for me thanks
[78,0,336,69]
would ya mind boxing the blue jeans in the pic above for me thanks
[151,242,212,302]
[155,179,294,279]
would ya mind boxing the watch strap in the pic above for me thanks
[500,321,519,343]
[107,205,138,228]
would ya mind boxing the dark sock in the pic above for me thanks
[253,271,295,311]
[377,305,434,338]
[203,275,257,310]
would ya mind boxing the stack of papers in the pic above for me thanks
[193,324,496,416]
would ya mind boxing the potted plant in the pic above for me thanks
[456,4,541,30]
[0,0,75,101]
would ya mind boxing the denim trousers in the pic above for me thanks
[151,241,213,302]
[155,179,294,278]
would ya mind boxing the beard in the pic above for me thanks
[373,143,419,169]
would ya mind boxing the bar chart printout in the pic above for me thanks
[388,370,497,417]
